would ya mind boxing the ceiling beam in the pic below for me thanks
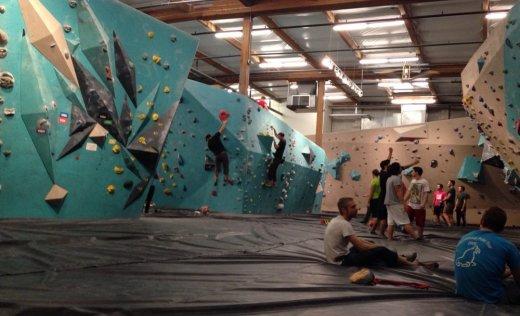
[198,20,263,64]
[145,0,443,23]
[213,64,465,83]
[260,16,360,102]
[324,11,364,60]
[482,0,490,40]
[194,51,281,101]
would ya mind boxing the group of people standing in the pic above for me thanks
[364,147,470,240]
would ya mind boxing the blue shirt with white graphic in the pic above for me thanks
[454,230,520,303]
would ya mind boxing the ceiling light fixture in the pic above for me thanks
[290,82,299,90]
[391,96,436,105]
[360,57,419,65]
[485,12,508,20]
[259,61,308,69]
[215,31,242,38]
[321,55,363,97]
[333,19,404,32]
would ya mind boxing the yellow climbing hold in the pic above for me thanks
[147,31,155,39]
[151,113,159,121]
[113,165,124,174]
[106,184,115,194]
[108,138,116,145]
[163,86,171,94]
[146,100,154,108]
[138,113,147,121]
[112,144,121,154]
[152,55,161,64]
[163,188,172,196]
[162,162,170,171]
[172,182,177,188]
[138,136,146,145]
[159,177,165,183]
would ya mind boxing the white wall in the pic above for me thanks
[269,101,318,137]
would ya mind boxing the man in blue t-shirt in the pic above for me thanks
[454,207,520,304]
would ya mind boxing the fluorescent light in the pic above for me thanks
[485,12,508,20]
[260,44,285,52]
[252,29,272,36]
[325,95,348,100]
[259,61,308,68]
[333,22,368,31]
[211,18,243,24]
[368,20,405,28]
[360,58,388,65]
[389,57,419,63]
[264,57,305,63]
[402,104,427,111]
[290,82,299,89]
[392,96,436,104]
[215,31,242,38]
[321,56,334,69]
[360,56,418,65]
[390,38,412,44]
[362,39,390,46]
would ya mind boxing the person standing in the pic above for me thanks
[442,180,456,227]
[264,126,286,188]
[206,119,233,186]
[432,184,447,226]
[385,162,418,240]
[454,185,470,227]
[365,169,381,231]
[404,167,430,239]
[454,207,520,304]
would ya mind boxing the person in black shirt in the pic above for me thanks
[442,180,456,226]
[264,126,286,188]
[206,119,233,186]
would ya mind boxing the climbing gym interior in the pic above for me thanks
[0,0,518,314]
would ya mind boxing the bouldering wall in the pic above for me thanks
[462,3,520,173]
[0,0,197,218]
[321,117,520,225]
[152,80,326,214]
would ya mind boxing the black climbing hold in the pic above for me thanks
[113,31,137,106]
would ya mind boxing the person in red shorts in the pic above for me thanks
[404,167,430,239]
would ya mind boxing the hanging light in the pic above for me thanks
[290,82,299,90]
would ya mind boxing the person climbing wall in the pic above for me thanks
[257,96,268,110]
[264,126,286,188]
[206,117,234,188]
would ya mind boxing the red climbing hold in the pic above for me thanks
[219,110,230,122]
[257,97,267,109]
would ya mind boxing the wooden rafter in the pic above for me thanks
[482,0,490,40]
[144,0,442,23]
[195,51,281,101]
[260,16,360,102]
[324,11,364,60]
[213,64,465,83]
[198,20,263,64]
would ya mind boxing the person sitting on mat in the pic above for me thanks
[454,207,520,304]
[206,119,233,186]
[264,126,286,188]
[324,197,420,268]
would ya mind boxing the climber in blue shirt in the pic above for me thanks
[454,207,520,304]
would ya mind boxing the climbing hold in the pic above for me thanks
[163,188,172,196]
[151,113,159,121]
[147,31,155,39]
[106,184,116,194]
[68,0,78,8]
[142,53,148,60]
[152,55,161,64]
[163,63,170,70]
[219,110,230,121]
[63,24,72,33]
[45,184,68,206]
[0,30,7,45]
[123,181,134,190]
[137,85,143,93]
[113,165,124,174]
[0,6,5,13]
[449,149,455,156]
[350,170,361,181]
[138,136,146,144]
[0,72,14,89]
[163,86,170,94]
[112,144,121,154]
[3,108,15,116]
[0,48,6,58]
[3,150,11,157]
[137,113,147,121]
[170,35,177,43]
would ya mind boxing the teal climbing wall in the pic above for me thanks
[153,80,327,214]
[0,0,197,218]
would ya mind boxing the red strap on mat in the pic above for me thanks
[374,278,430,289]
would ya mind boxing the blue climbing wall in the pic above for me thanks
[0,0,197,218]
[153,80,327,214]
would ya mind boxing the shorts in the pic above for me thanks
[215,152,229,175]
[433,204,444,216]
[386,204,411,226]
[444,202,455,215]
[371,200,387,220]
[405,205,426,228]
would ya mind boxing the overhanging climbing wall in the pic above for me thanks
[0,0,197,218]
[153,80,326,214]
[320,117,520,225]
[462,3,520,172]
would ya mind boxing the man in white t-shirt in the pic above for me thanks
[324,197,419,267]
[404,167,430,239]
